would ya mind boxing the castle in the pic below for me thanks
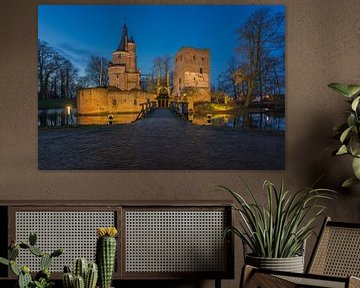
[108,23,140,90]
[77,23,211,117]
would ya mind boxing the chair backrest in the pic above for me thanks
[307,217,360,277]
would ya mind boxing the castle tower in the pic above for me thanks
[173,47,211,103]
[108,23,140,90]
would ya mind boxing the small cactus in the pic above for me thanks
[18,269,32,288]
[74,258,88,279]
[74,275,85,288]
[96,227,118,288]
[63,272,74,288]
[29,232,37,246]
[85,263,98,288]
[63,259,98,288]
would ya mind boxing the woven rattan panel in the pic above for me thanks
[310,226,360,277]
[15,211,115,272]
[277,275,345,288]
[125,210,227,273]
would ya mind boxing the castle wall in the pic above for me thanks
[108,90,156,113]
[77,88,156,115]
[173,47,211,103]
[77,88,109,115]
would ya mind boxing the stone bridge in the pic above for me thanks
[39,109,284,170]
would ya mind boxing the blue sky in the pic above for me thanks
[38,5,285,84]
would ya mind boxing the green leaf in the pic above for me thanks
[10,261,20,276]
[342,177,360,188]
[347,114,356,127]
[340,127,353,143]
[328,83,352,98]
[0,257,9,266]
[351,96,360,111]
[349,135,360,157]
[347,85,360,97]
[352,157,360,179]
[336,144,348,155]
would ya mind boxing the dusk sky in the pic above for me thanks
[38,5,285,84]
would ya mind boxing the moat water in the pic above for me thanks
[38,108,285,132]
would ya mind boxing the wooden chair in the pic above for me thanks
[241,217,360,288]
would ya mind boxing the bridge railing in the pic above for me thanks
[135,101,157,121]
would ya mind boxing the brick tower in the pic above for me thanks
[173,47,211,102]
[108,23,140,90]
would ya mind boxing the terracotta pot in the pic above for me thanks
[245,254,305,273]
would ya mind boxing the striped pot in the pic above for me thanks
[245,254,305,273]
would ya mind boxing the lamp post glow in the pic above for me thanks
[66,105,72,115]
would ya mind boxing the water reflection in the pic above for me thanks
[38,109,76,127]
[78,113,137,125]
[193,112,285,131]
[38,108,138,127]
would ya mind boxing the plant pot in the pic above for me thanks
[245,254,305,273]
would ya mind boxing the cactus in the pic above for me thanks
[29,245,44,257]
[85,263,98,288]
[10,260,20,276]
[41,253,52,270]
[63,272,74,288]
[74,275,85,288]
[35,268,51,281]
[96,227,118,288]
[9,246,19,260]
[29,232,37,246]
[18,270,32,288]
[63,259,98,288]
[0,232,63,288]
[74,258,87,279]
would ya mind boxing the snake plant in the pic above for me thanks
[222,179,335,258]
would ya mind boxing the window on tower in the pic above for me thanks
[200,68,203,74]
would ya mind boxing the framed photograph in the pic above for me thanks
[38,5,285,170]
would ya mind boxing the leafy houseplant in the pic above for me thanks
[328,83,360,187]
[0,232,63,288]
[222,180,334,272]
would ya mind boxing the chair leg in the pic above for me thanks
[240,265,255,288]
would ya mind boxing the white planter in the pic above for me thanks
[245,254,305,273]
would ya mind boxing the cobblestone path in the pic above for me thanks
[39,109,285,170]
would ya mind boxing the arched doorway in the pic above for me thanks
[157,87,170,108]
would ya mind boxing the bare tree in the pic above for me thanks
[82,55,109,88]
[38,39,78,99]
[235,8,285,107]
[152,55,172,86]
[38,40,60,99]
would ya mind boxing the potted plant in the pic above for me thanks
[328,83,360,187]
[0,232,63,288]
[221,179,335,273]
